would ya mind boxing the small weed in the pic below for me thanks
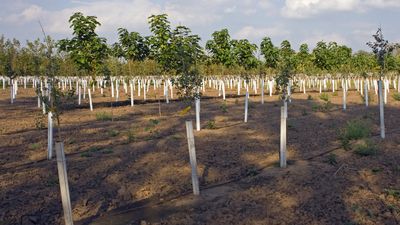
[393,93,400,101]
[108,129,120,137]
[371,168,382,173]
[307,95,313,100]
[387,204,400,213]
[205,120,216,129]
[45,177,59,187]
[320,101,334,112]
[302,109,308,116]
[80,152,93,157]
[126,129,136,143]
[339,120,371,143]
[29,143,41,150]
[101,148,113,154]
[354,140,377,156]
[67,138,76,144]
[325,153,338,165]
[319,93,330,102]
[220,101,228,113]
[235,99,239,105]
[34,113,46,130]
[88,146,101,152]
[385,189,400,199]
[312,104,319,112]
[96,112,112,121]
[332,92,338,96]
[149,119,159,125]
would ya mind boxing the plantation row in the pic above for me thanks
[4,74,400,108]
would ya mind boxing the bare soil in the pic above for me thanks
[0,86,399,225]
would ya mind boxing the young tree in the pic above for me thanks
[276,40,295,103]
[260,37,279,74]
[58,12,109,80]
[205,29,235,67]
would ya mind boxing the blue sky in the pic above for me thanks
[1,0,399,51]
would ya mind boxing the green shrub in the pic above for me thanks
[354,140,377,156]
[339,120,371,142]
[126,129,136,143]
[205,120,216,129]
[393,93,400,101]
[319,93,330,102]
[80,152,93,157]
[220,101,228,113]
[29,143,41,150]
[101,148,113,154]
[34,113,46,130]
[108,129,119,137]
[325,153,338,165]
[385,189,400,199]
[96,112,112,121]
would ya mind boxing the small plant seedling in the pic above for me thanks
[45,177,59,187]
[29,143,41,150]
[385,189,400,199]
[80,152,93,157]
[307,95,313,100]
[311,104,319,112]
[393,93,400,101]
[89,146,101,152]
[332,92,338,97]
[220,101,228,113]
[325,153,338,165]
[339,119,372,148]
[371,168,382,173]
[108,129,120,137]
[96,112,112,121]
[205,120,216,129]
[149,119,160,125]
[302,109,308,116]
[126,129,136,143]
[319,93,330,102]
[34,113,46,130]
[101,148,113,154]
[354,139,377,156]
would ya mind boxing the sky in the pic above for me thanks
[0,0,399,52]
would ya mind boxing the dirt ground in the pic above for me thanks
[0,84,399,225]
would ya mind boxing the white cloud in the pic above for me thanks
[282,0,360,18]
[281,0,400,18]
[234,25,290,40]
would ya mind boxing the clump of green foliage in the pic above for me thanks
[34,113,46,130]
[108,129,119,137]
[385,189,400,199]
[339,119,372,149]
[354,139,378,156]
[96,112,113,121]
[205,120,216,129]
[393,93,400,101]
[319,93,330,102]
[325,153,338,165]
[220,101,228,113]
[126,129,136,143]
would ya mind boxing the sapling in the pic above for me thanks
[367,27,397,139]
[275,40,295,168]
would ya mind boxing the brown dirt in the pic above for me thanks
[0,85,399,225]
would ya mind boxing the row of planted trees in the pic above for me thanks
[1,13,400,85]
